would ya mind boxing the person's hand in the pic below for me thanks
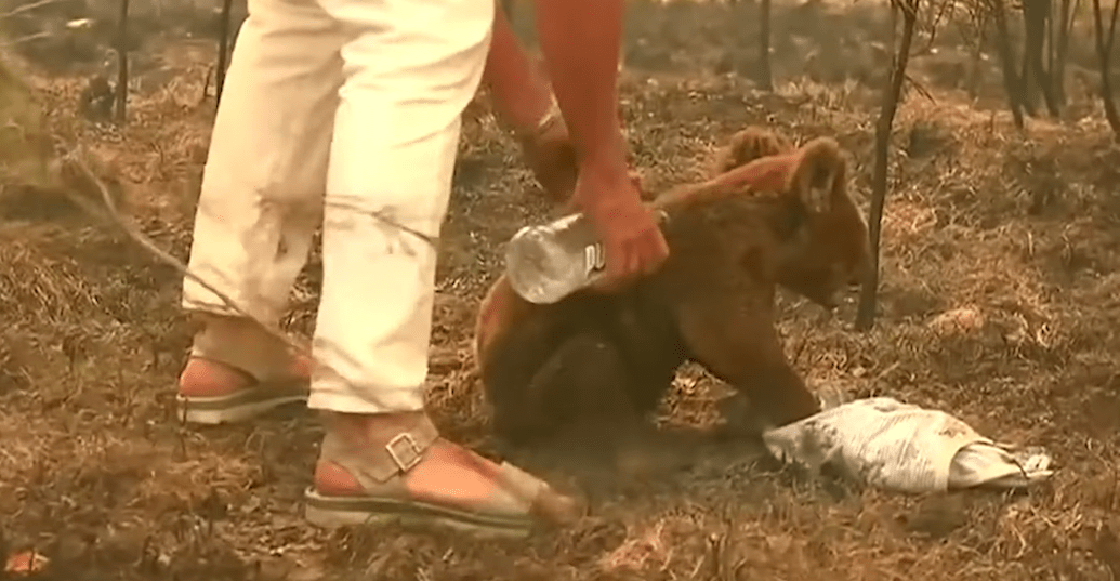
[518,106,655,209]
[518,114,579,204]
[574,154,669,292]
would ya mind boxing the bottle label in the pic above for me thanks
[584,243,606,275]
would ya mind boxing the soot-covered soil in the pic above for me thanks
[1,0,1120,579]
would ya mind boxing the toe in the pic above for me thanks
[494,462,585,526]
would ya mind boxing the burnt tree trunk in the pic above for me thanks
[992,0,1028,129]
[1047,0,1056,81]
[1022,0,1060,116]
[115,0,130,123]
[1092,0,1120,136]
[968,8,989,99]
[1019,36,1035,111]
[215,0,234,108]
[758,0,773,90]
[855,0,918,331]
[1052,0,1079,106]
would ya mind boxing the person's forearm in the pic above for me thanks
[534,0,628,167]
[482,8,556,134]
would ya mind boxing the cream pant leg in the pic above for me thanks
[182,0,494,411]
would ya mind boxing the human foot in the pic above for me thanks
[176,356,310,424]
[304,411,584,537]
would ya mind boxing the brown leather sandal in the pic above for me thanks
[303,417,582,538]
[176,357,309,425]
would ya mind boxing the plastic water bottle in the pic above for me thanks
[504,210,670,304]
[504,212,606,305]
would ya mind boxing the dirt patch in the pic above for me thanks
[2,2,1120,580]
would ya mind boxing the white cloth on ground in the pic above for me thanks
[761,395,1055,493]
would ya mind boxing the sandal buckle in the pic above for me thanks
[385,432,423,473]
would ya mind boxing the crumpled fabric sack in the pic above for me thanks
[761,396,1055,493]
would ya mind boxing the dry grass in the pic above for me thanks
[1,3,1120,580]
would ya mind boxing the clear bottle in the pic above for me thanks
[503,212,606,305]
[504,210,669,304]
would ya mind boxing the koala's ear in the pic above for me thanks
[788,137,846,215]
[709,127,795,177]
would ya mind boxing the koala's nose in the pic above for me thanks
[846,269,866,289]
[822,290,843,310]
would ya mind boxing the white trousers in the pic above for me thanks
[181,0,494,413]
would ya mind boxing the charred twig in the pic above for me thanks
[57,152,307,359]
[0,31,50,47]
[914,0,953,55]
[199,65,214,107]
[855,0,919,331]
[905,72,936,102]
[0,0,67,19]
[55,150,436,368]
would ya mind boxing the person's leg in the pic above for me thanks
[177,0,344,424]
[300,0,579,536]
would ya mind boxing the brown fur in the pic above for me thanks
[473,129,871,447]
[708,127,795,177]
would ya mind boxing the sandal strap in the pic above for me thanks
[319,416,441,486]
[378,418,440,478]
[190,324,295,383]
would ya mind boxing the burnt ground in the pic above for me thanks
[2,0,1120,579]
